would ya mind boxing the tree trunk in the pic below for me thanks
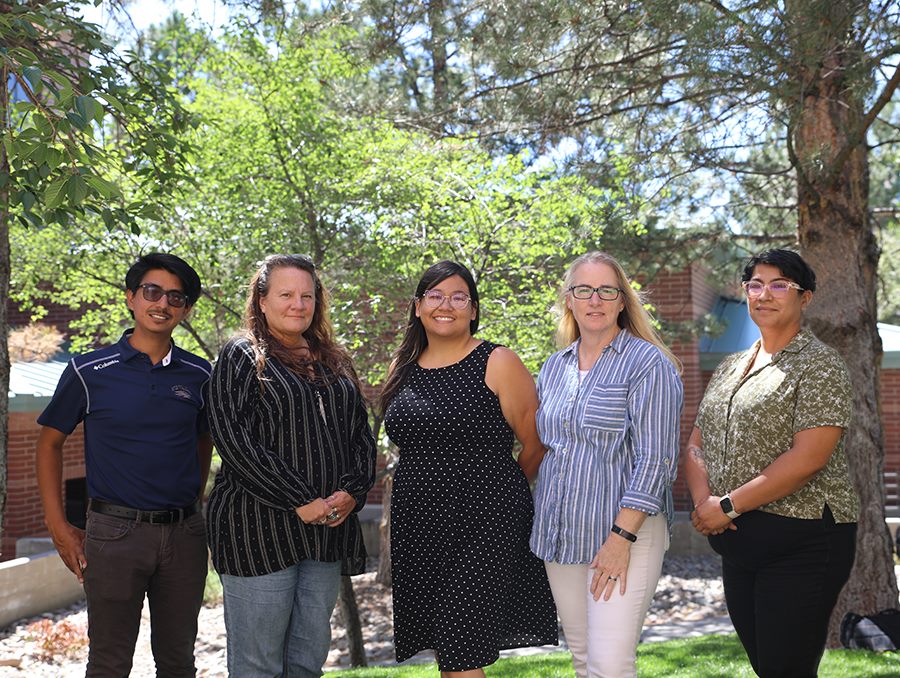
[0,63,11,544]
[337,575,367,667]
[427,0,448,121]
[788,1,897,645]
[376,464,394,587]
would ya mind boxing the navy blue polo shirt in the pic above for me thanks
[38,330,211,509]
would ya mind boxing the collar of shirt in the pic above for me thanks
[775,327,815,358]
[118,329,176,367]
[562,327,632,362]
[740,327,815,377]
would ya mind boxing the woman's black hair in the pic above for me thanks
[379,261,479,413]
[741,248,817,292]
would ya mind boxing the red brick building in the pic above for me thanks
[3,267,899,559]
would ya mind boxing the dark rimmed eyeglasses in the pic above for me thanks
[138,283,188,308]
[568,285,622,301]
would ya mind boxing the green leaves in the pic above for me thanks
[95,91,125,114]
[18,190,36,212]
[22,66,42,91]
[5,3,638,378]
[1,0,199,262]
[67,175,89,205]
[85,175,122,200]
[75,95,101,123]
[42,176,69,209]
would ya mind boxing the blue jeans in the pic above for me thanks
[221,559,342,678]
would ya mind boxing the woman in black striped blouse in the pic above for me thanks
[206,254,376,677]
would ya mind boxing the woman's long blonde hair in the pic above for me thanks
[555,252,681,372]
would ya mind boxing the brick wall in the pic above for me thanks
[6,297,85,337]
[881,369,900,495]
[646,265,717,512]
[2,412,85,560]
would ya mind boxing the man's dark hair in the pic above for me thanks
[125,253,202,306]
[741,248,817,293]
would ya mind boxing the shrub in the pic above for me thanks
[25,618,88,661]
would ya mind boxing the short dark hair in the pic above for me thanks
[125,253,202,306]
[741,248,816,292]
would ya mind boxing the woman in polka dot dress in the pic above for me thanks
[381,260,558,676]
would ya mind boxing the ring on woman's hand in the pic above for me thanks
[327,508,340,522]
[609,576,619,581]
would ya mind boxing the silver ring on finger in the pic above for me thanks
[609,576,619,581]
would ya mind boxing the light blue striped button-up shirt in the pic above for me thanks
[530,329,684,564]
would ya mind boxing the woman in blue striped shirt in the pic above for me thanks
[528,252,683,678]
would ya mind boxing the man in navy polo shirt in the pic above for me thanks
[36,253,213,677]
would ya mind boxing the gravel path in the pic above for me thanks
[0,555,726,676]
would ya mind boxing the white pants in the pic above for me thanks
[545,514,667,678]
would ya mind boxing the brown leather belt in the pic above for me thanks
[89,499,200,524]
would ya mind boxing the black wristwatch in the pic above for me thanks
[720,494,740,520]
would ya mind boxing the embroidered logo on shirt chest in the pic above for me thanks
[171,385,194,400]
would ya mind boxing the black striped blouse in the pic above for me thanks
[206,336,376,576]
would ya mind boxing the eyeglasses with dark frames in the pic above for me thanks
[138,283,188,308]
[568,285,623,301]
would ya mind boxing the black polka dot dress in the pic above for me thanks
[385,341,558,671]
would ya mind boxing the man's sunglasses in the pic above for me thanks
[138,283,188,308]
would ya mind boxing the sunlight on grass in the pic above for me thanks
[329,634,900,677]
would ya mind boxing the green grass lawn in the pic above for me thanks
[329,635,900,677]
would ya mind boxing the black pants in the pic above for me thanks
[83,510,208,677]
[708,506,856,678]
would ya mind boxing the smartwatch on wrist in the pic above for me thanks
[720,494,740,520]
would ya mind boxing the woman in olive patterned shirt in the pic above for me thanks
[685,249,857,678]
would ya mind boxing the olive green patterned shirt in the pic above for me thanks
[696,328,858,522]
